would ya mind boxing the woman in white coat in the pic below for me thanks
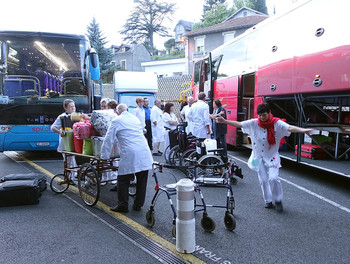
[162,102,178,160]
[101,104,153,212]
[150,99,165,156]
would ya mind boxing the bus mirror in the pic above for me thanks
[89,48,100,80]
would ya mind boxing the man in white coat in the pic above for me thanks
[150,99,164,156]
[216,102,313,212]
[187,92,211,139]
[101,103,153,212]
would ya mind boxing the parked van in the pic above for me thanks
[113,71,158,112]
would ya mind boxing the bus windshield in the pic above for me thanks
[0,31,91,125]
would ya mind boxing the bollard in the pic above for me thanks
[176,178,195,253]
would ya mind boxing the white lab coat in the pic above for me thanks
[132,106,146,128]
[187,100,210,138]
[181,105,193,135]
[100,111,153,175]
[163,112,178,156]
[150,105,165,143]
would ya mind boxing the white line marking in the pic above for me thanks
[229,154,350,214]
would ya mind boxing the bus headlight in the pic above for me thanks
[0,125,12,133]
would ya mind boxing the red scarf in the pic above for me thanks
[258,114,281,146]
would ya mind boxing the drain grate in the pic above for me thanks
[64,191,189,264]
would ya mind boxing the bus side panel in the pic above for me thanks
[256,60,294,96]
[294,45,350,94]
[3,126,59,151]
[214,77,239,146]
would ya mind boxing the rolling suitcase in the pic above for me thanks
[295,144,327,160]
[0,179,40,206]
[1,173,47,193]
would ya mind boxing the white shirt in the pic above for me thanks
[150,105,165,143]
[132,106,145,128]
[100,111,153,175]
[187,100,210,138]
[51,112,69,151]
[163,112,178,130]
[242,119,291,168]
[181,105,194,135]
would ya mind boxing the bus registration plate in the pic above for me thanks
[37,142,50,146]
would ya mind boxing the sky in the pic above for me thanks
[0,0,297,50]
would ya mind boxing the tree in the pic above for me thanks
[250,0,268,15]
[120,0,176,54]
[193,3,235,30]
[86,17,114,75]
[203,0,226,14]
[164,38,175,50]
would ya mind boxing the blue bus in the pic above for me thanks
[0,31,100,151]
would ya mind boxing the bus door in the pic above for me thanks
[235,73,256,146]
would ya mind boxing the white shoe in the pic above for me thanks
[100,182,107,186]
[111,180,117,185]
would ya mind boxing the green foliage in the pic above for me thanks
[194,3,234,30]
[151,51,185,61]
[86,17,114,75]
[203,0,226,14]
[250,0,268,15]
[164,38,175,50]
[120,0,176,54]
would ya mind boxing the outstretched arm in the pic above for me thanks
[288,125,313,136]
[216,116,243,128]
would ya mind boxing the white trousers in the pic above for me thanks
[257,163,283,203]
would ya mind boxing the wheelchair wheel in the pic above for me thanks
[164,145,171,164]
[224,213,236,231]
[169,145,181,166]
[201,215,216,232]
[146,210,155,227]
[197,155,224,179]
[172,225,176,238]
[50,173,69,194]
[78,163,100,206]
[180,148,196,165]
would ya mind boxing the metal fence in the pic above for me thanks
[99,74,193,118]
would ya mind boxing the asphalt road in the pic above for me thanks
[1,149,350,264]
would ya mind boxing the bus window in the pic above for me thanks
[193,60,201,86]
[212,55,223,81]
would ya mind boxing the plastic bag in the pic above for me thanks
[63,130,75,152]
[90,110,116,136]
[82,138,93,156]
[247,152,261,171]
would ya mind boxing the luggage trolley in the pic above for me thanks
[50,151,119,206]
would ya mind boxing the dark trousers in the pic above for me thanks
[145,120,153,150]
[216,134,227,157]
[117,170,148,207]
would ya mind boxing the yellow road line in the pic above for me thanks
[22,156,205,264]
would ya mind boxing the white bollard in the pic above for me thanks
[176,178,195,253]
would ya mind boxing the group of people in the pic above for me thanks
[52,92,312,214]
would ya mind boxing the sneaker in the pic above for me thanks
[111,180,117,185]
[110,205,128,213]
[100,182,107,186]
[265,202,274,209]
[158,151,163,155]
[275,201,283,213]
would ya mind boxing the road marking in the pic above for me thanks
[6,151,205,264]
[229,155,350,214]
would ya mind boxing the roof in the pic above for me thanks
[173,20,194,32]
[185,15,268,38]
[224,6,267,21]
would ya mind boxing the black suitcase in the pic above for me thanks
[1,173,47,192]
[0,179,40,206]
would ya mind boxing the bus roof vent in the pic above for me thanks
[272,46,278,52]
[315,28,325,37]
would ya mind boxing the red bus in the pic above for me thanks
[191,0,350,170]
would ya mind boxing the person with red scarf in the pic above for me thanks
[216,102,312,212]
